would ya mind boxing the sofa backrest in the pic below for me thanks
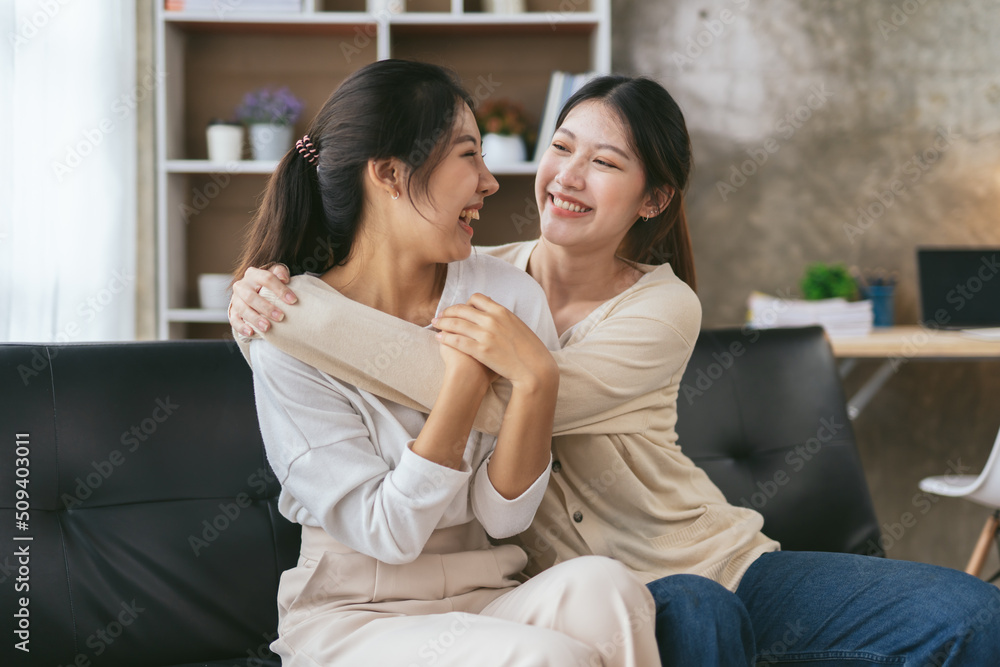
[0,329,883,665]
[676,326,883,556]
[0,342,300,667]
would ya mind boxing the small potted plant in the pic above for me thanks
[476,99,530,169]
[800,262,859,301]
[235,86,304,161]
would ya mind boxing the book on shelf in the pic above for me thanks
[165,0,302,13]
[533,71,598,163]
[746,291,874,339]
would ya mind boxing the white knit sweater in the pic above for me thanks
[247,252,558,565]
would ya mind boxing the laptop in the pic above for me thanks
[917,247,1000,331]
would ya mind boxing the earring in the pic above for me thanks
[642,215,649,222]
[391,190,399,200]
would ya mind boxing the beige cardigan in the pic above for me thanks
[236,241,779,590]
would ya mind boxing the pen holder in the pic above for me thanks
[868,285,895,327]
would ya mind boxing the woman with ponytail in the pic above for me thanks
[232,74,1000,666]
[238,60,660,666]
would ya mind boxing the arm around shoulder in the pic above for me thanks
[249,340,471,564]
[549,273,702,433]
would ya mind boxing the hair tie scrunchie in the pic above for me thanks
[296,134,319,165]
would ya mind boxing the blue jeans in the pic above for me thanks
[646,551,1000,666]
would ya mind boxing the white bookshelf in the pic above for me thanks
[155,0,611,338]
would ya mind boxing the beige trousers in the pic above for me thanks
[272,523,659,667]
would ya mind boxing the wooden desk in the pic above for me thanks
[831,326,1000,358]
[828,326,1000,419]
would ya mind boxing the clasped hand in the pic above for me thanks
[434,293,558,394]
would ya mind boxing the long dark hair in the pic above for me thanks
[555,76,697,291]
[234,60,474,281]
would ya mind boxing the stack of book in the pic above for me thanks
[533,71,598,162]
[747,291,874,339]
[165,0,302,12]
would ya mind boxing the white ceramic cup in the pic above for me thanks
[198,274,234,310]
[484,0,525,13]
[206,124,243,162]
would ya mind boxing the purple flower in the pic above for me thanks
[235,86,304,125]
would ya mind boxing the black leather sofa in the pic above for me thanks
[677,327,881,556]
[0,326,880,666]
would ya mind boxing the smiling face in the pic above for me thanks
[398,103,499,263]
[535,101,656,255]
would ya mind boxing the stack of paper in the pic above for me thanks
[533,71,598,162]
[165,0,302,13]
[747,291,874,338]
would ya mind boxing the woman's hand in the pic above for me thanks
[438,334,497,387]
[433,294,558,393]
[438,294,558,502]
[229,264,298,336]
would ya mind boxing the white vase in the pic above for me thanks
[206,123,243,162]
[248,123,294,161]
[482,133,526,170]
[198,274,233,310]
[484,0,525,12]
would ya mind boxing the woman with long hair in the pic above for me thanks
[237,59,660,666]
[232,73,1000,665]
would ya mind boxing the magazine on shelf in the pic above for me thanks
[533,71,598,162]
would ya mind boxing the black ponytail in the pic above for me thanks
[235,60,474,282]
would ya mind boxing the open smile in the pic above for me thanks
[549,194,593,214]
[458,207,479,236]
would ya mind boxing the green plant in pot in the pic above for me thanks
[800,262,859,301]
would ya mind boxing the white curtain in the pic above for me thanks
[1,0,137,342]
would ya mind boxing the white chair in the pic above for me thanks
[919,426,1000,579]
